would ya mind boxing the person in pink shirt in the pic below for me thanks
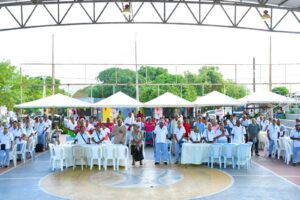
[145,118,155,146]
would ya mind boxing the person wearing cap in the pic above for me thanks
[0,125,13,168]
[290,123,300,166]
[267,118,280,158]
[74,125,90,145]
[154,119,168,165]
[130,124,144,166]
[174,121,186,164]
[112,119,126,145]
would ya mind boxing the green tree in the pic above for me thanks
[225,81,248,99]
[272,86,289,96]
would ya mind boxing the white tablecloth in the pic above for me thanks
[181,143,211,164]
[60,144,125,167]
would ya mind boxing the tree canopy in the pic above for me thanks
[272,86,289,96]
[0,61,65,109]
[74,66,248,102]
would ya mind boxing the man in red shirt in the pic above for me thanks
[136,110,144,118]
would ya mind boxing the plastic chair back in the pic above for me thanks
[116,145,129,160]
[90,146,101,159]
[222,143,235,158]
[103,145,115,159]
[208,144,222,158]
[237,144,250,161]
[72,146,85,159]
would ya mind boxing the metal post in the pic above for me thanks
[180,85,183,97]
[20,65,23,103]
[253,57,256,92]
[157,85,160,96]
[269,36,272,91]
[234,64,237,83]
[52,34,55,95]
[284,64,287,83]
[135,33,139,101]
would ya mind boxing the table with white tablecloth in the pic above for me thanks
[181,143,211,164]
[60,144,125,167]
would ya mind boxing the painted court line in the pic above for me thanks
[252,161,300,189]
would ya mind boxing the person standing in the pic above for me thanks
[154,120,168,165]
[0,125,14,168]
[240,115,250,143]
[124,112,134,146]
[267,119,280,158]
[112,119,126,145]
[174,121,186,164]
[248,118,260,156]
[290,123,300,166]
[231,121,246,144]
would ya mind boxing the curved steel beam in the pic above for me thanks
[0,0,299,33]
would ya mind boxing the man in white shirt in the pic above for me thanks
[36,118,46,150]
[261,116,269,131]
[153,120,168,165]
[91,124,102,144]
[100,123,110,144]
[43,115,52,149]
[124,112,134,146]
[74,126,90,145]
[174,121,186,164]
[189,126,202,143]
[240,115,250,143]
[0,125,14,168]
[267,118,280,158]
[290,123,300,166]
[203,123,216,143]
[232,120,246,144]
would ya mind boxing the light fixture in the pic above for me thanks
[261,10,271,21]
[122,3,132,19]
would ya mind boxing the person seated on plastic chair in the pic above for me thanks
[174,121,186,164]
[189,126,203,143]
[203,123,216,143]
[0,125,13,168]
[74,126,91,145]
[215,124,229,143]
[50,125,62,145]
[91,124,102,144]
[130,124,144,166]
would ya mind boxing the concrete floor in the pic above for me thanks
[0,147,300,200]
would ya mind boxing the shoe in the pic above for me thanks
[155,162,159,165]
[4,165,8,168]
[132,161,135,166]
[17,159,21,162]
[256,154,260,156]
[140,161,143,166]
[175,161,179,164]
[293,163,296,167]
[268,154,271,158]
[164,162,168,165]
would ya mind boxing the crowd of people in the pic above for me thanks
[1,109,300,168]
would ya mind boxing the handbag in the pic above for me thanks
[1,144,6,150]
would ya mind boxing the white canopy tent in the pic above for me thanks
[144,92,193,108]
[15,93,92,108]
[93,91,143,108]
[239,91,290,104]
[193,91,243,107]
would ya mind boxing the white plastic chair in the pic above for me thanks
[48,143,55,170]
[52,145,67,171]
[89,145,102,171]
[260,135,269,157]
[222,143,235,169]
[236,144,251,169]
[13,142,27,164]
[72,146,86,171]
[116,145,129,170]
[277,139,285,160]
[103,145,116,171]
[11,144,17,167]
[283,139,293,165]
[208,144,223,168]
[26,139,35,160]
